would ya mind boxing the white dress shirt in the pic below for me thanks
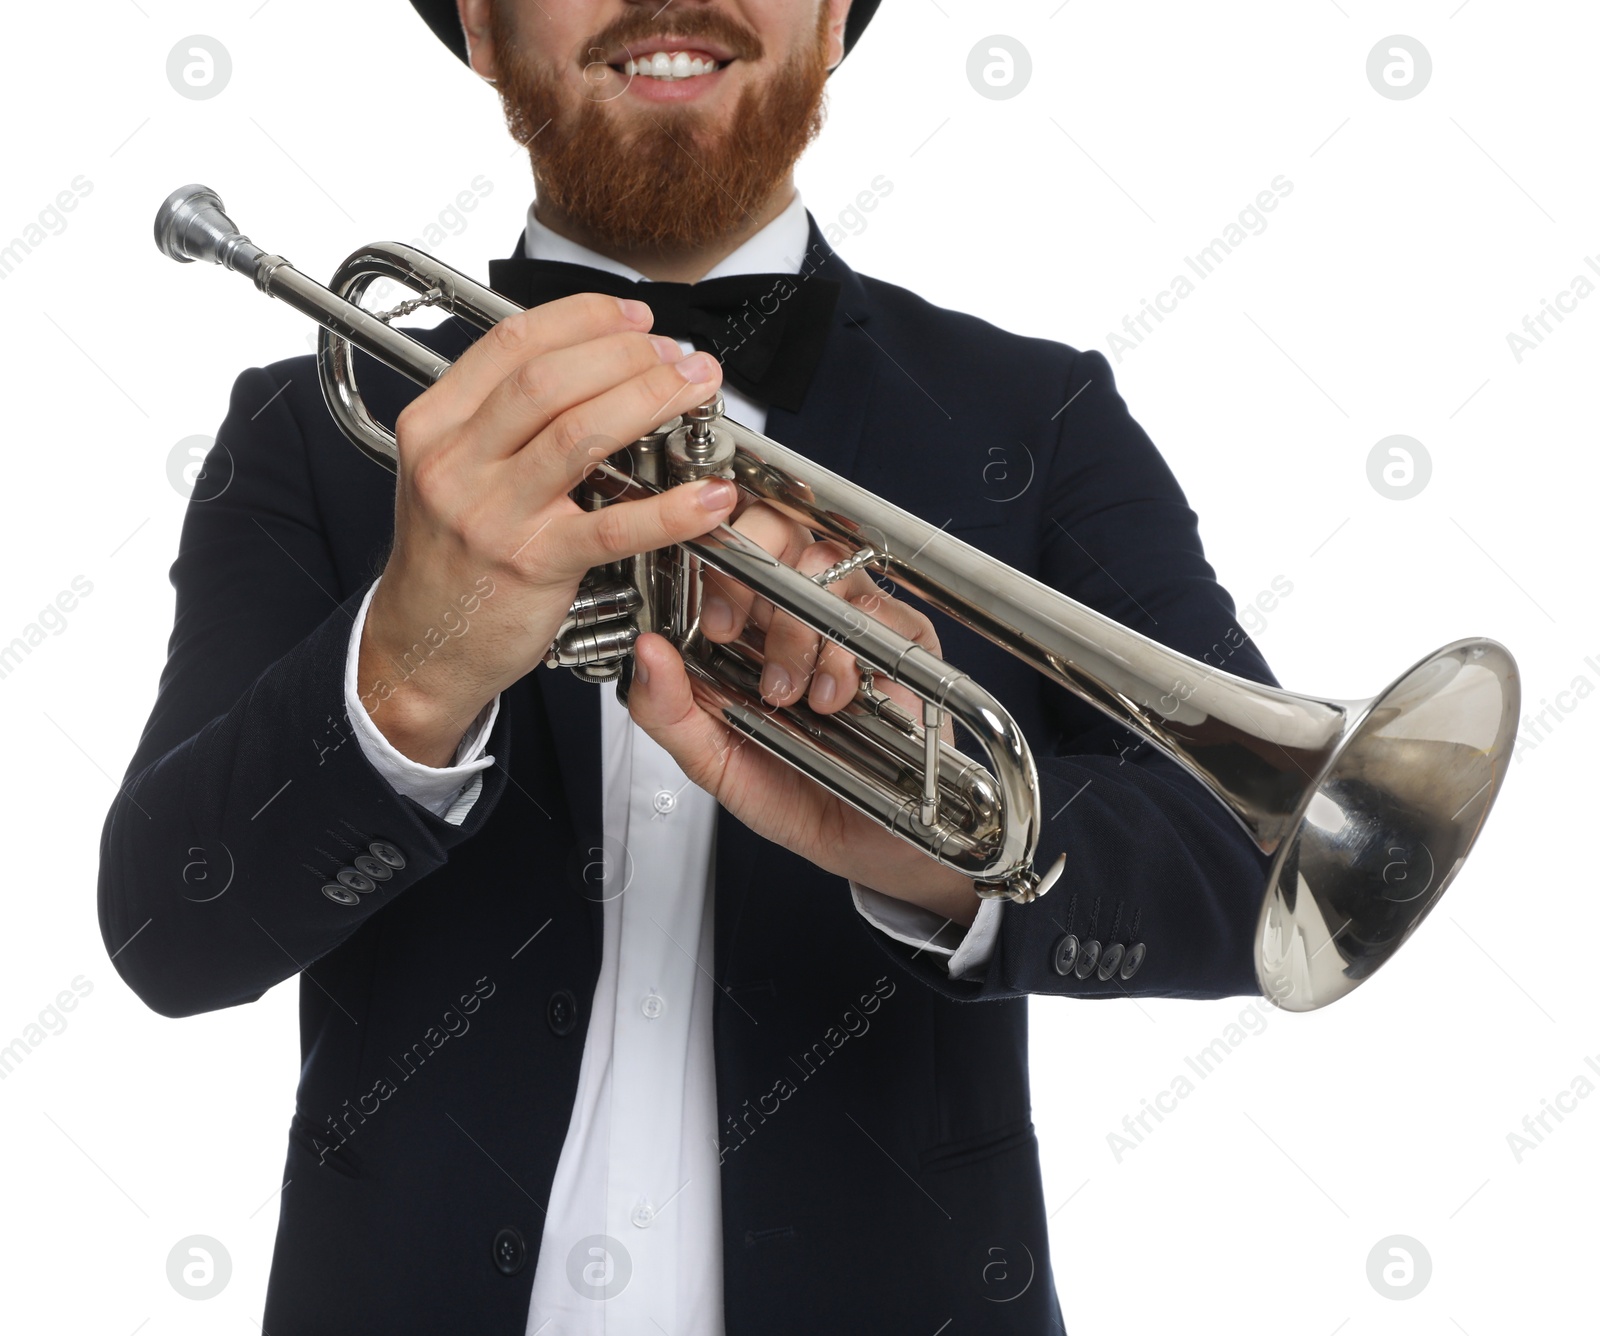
[340,190,1003,1334]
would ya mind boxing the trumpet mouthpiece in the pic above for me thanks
[153,184,264,275]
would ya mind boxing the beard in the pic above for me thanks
[487,3,831,256]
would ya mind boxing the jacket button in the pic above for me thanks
[321,883,360,906]
[353,854,393,882]
[1097,942,1125,981]
[1120,942,1147,980]
[1073,938,1101,980]
[547,989,579,1037]
[491,1226,527,1276]
[367,841,407,870]
[1050,933,1079,977]
[336,866,376,894]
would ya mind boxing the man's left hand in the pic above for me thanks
[625,501,980,928]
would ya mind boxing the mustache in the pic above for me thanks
[585,7,764,63]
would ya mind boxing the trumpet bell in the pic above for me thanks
[1258,639,1518,1010]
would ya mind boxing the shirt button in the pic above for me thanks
[491,1226,527,1275]
[547,989,579,1037]
[652,789,677,815]
[641,993,665,1020]
[631,1200,655,1229]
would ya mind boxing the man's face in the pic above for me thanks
[474,1,850,254]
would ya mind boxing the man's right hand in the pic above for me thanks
[356,293,731,767]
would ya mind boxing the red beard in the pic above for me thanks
[488,4,830,257]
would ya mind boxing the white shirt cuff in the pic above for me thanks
[345,578,499,826]
[849,881,1004,980]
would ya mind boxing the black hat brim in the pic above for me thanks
[410,0,880,69]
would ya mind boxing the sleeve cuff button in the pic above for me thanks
[353,854,393,882]
[367,841,406,870]
[1050,933,1079,977]
[335,867,377,894]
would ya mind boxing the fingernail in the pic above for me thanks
[649,334,682,362]
[677,352,719,383]
[698,479,736,510]
[701,596,735,636]
[617,297,652,324]
[761,662,791,702]
[633,653,650,687]
[812,674,837,709]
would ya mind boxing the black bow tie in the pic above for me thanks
[486,256,841,413]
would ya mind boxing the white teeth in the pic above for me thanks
[622,51,723,80]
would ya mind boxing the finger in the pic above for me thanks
[753,537,856,706]
[843,579,942,657]
[799,566,943,717]
[625,632,740,798]
[835,584,949,733]
[807,635,861,714]
[462,329,686,464]
[421,293,656,428]
[699,503,811,642]
[532,475,739,584]
[508,350,723,501]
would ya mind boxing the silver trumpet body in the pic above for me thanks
[154,184,1521,1010]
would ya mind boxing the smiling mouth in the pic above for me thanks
[604,44,732,82]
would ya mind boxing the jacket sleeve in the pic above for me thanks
[863,348,1281,1004]
[97,364,510,1018]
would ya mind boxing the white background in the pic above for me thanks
[1,1,1593,1331]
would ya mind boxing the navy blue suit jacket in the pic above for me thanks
[99,219,1278,1334]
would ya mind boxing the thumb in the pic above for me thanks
[627,633,736,794]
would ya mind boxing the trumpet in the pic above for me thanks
[153,184,1520,1011]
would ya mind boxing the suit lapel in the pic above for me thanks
[487,221,883,976]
